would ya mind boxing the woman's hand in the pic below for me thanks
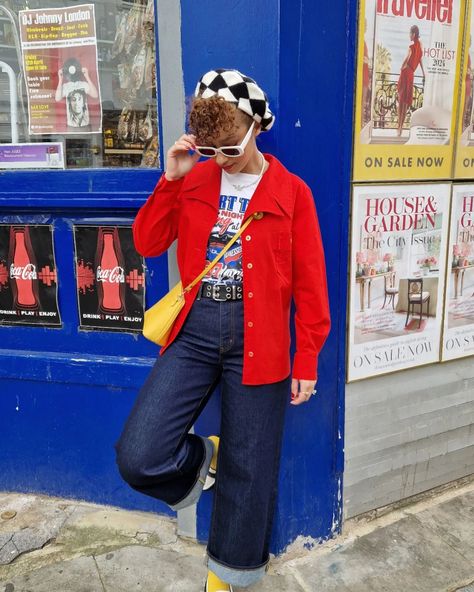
[290,378,317,405]
[165,133,200,181]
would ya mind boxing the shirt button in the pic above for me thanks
[248,351,254,357]
[245,235,251,241]
[248,321,253,327]
[248,292,253,298]
[247,263,253,269]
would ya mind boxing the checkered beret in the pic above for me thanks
[194,68,275,131]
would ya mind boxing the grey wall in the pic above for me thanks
[344,358,474,518]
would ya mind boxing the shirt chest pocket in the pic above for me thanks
[275,230,292,282]
[179,194,218,245]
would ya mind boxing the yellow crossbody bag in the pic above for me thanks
[142,212,260,346]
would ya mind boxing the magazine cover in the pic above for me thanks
[348,183,450,381]
[0,224,61,327]
[353,0,465,181]
[19,4,102,135]
[73,225,145,332]
[454,0,474,177]
[442,184,474,360]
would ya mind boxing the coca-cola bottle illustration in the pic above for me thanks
[95,226,126,314]
[8,225,40,310]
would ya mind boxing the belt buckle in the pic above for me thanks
[212,284,229,301]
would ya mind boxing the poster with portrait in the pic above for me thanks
[347,183,450,381]
[453,0,474,177]
[442,184,474,360]
[73,225,145,332]
[0,224,61,327]
[353,0,465,181]
[19,4,102,135]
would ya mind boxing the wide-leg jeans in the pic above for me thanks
[114,289,291,587]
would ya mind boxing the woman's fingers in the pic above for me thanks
[290,378,316,405]
[165,134,199,179]
[171,141,193,152]
[169,137,196,155]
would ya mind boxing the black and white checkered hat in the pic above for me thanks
[194,68,275,131]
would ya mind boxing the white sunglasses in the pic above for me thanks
[194,121,255,158]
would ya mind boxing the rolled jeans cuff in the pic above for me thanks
[168,435,213,511]
[204,551,270,587]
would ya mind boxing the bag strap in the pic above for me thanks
[183,212,259,293]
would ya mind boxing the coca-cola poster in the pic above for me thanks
[0,224,61,327]
[442,184,474,360]
[353,0,465,181]
[19,4,102,135]
[73,225,145,331]
[347,183,450,381]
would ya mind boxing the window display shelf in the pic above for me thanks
[104,149,143,155]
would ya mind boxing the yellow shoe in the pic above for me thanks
[204,569,233,592]
[203,435,219,490]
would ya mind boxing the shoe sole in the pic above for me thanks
[203,437,218,490]
[203,466,216,490]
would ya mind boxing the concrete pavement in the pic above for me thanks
[0,477,473,591]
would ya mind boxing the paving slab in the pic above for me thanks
[94,545,305,592]
[0,556,104,592]
[292,513,473,592]
[405,490,474,564]
[0,494,73,565]
[62,504,178,546]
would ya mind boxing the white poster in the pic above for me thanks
[348,183,451,381]
[19,4,102,135]
[442,184,474,360]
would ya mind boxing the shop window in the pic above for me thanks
[0,0,160,170]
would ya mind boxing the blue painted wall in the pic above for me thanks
[0,0,356,555]
[180,0,356,552]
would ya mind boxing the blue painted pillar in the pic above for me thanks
[179,0,356,551]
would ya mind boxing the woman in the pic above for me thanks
[397,25,425,137]
[55,58,98,130]
[114,68,331,592]
[66,89,89,128]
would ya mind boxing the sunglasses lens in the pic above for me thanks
[221,148,241,157]
[196,147,216,157]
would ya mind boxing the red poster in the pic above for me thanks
[19,4,102,135]
[73,225,145,332]
[0,224,61,327]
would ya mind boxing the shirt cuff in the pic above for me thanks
[292,352,318,381]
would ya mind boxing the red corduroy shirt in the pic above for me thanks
[132,153,331,385]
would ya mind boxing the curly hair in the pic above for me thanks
[188,95,253,145]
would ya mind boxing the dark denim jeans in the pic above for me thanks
[114,289,291,587]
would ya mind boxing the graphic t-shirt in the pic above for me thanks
[201,169,263,286]
[61,80,91,128]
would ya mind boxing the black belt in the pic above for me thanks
[198,283,243,301]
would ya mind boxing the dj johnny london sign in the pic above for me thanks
[19,4,102,135]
